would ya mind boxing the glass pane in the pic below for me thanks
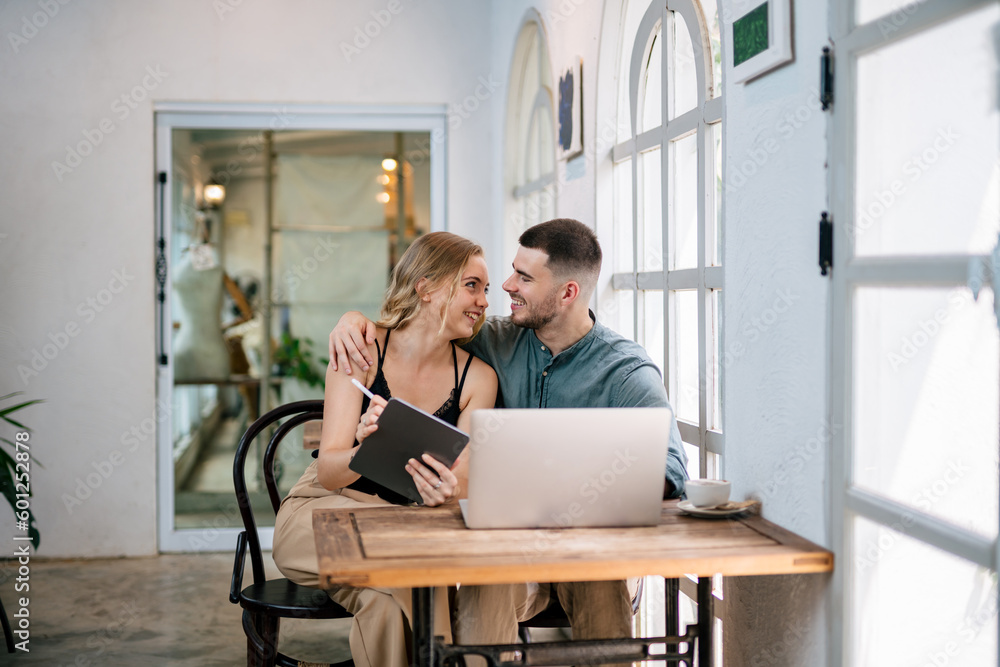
[670,289,699,423]
[603,289,635,341]
[614,160,635,273]
[854,4,1000,256]
[642,289,665,373]
[854,287,999,538]
[697,0,722,99]
[641,149,663,271]
[525,110,540,183]
[709,122,722,266]
[669,11,698,119]
[537,104,554,177]
[852,515,997,666]
[641,30,663,132]
[709,289,721,431]
[618,3,651,142]
[684,442,701,480]
[669,132,699,270]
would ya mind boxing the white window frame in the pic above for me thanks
[502,12,557,276]
[606,0,724,479]
[827,1,999,663]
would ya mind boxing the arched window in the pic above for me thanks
[503,16,556,274]
[606,0,723,480]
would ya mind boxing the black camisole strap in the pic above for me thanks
[455,345,474,400]
[375,329,389,368]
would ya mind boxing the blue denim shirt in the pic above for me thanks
[463,314,688,497]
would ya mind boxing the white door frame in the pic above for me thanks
[153,102,448,552]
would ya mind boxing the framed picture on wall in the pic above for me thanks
[728,0,793,83]
[558,56,583,159]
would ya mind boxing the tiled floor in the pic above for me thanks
[0,552,352,666]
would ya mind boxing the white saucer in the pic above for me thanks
[678,500,750,518]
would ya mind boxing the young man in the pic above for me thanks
[328,218,688,666]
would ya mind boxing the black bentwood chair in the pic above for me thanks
[229,400,354,667]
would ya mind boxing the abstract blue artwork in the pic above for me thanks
[559,69,574,151]
[558,57,583,158]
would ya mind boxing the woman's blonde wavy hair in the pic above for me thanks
[376,232,486,341]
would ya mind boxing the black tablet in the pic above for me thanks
[348,397,470,504]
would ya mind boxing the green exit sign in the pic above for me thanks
[733,2,770,67]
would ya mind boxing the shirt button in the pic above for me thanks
[542,371,547,377]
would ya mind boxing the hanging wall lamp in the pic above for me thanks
[203,181,226,208]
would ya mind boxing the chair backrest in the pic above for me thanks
[233,400,324,585]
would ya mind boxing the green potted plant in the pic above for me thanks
[0,392,41,549]
[272,332,326,390]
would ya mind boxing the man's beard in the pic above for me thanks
[511,291,559,330]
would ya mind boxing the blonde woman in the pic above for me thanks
[273,232,497,667]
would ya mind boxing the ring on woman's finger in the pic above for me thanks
[362,416,368,426]
[433,480,442,490]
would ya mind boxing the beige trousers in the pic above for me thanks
[454,578,639,667]
[272,469,452,667]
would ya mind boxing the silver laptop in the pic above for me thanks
[459,407,672,529]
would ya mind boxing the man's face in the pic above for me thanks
[501,246,562,330]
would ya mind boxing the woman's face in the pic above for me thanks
[439,254,489,339]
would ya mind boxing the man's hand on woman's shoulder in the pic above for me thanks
[329,311,377,374]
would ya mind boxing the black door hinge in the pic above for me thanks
[819,212,833,276]
[156,171,169,365]
[821,47,834,110]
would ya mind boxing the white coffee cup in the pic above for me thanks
[685,479,731,508]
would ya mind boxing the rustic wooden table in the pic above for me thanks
[313,500,833,666]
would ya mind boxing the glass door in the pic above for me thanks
[829,1,999,663]
[154,104,446,552]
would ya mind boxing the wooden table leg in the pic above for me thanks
[412,587,436,667]
[697,577,713,667]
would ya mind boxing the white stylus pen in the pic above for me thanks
[351,378,375,400]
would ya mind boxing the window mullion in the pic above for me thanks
[696,120,708,478]
[660,6,671,400]
[631,129,640,340]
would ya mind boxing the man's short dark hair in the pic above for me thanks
[518,218,602,293]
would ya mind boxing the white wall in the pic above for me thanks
[719,0,831,664]
[0,0,494,557]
